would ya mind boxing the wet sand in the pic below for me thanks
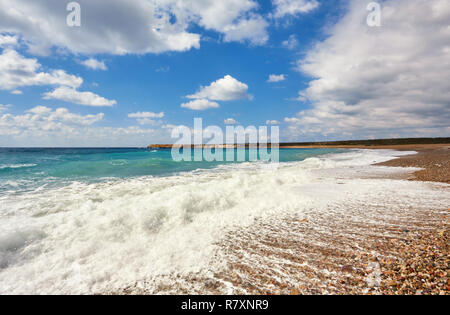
[118,190,449,295]
[377,144,450,184]
[284,143,450,183]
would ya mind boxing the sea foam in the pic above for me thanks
[0,164,37,170]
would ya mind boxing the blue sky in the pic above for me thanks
[0,0,449,146]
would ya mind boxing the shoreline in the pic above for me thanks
[147,142,450,184]
[114,146,449,295]
[376,144,450,184]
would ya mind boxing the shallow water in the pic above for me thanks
[0,148,343,194]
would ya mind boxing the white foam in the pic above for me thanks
[0,149,447,294]
[0,164,37,170]
[296,149,417,169]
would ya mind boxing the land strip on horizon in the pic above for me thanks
[148,137,450,149]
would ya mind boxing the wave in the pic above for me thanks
[0,149,444,294]
[109,160,129,166]
[0,164,37,170]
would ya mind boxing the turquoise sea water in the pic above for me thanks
[0,147,344,194]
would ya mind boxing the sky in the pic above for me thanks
[0,0,449,147]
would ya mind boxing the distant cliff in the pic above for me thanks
[147,144,174,149]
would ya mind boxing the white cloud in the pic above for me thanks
[0,106,179,147]
[187,75,252,101]
[43,87,117,107]
[0,0,269,55]
[128,112,164,119]
[0,49,82,90]
[0,49,116,107]
[28,106,52,115]
[266,120,280,125]
[224,118,238,125]
[183,75,252,111]
[28,106,103,126]
[282,34,299,50]
[0,108,172,147]
[0,34,17,47]
[80,58,107,71]
[267,74,286,83]
[221,15,269,45]
[169,0,269,46]
[0,106,104,137]
[272,0,319,19]
[285,0,450,140]
[128,112,165,125]
[181,99,220,111]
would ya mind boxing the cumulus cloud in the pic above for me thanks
[0,106,176,147]
[187,75,252,101]
[220,14,269,45]
[267,74,286,83]
[266,120,280,125]
[0,106,104,136]
[224,118,238,125]
[0,106,183,147]
[181,99,220,111]
[285,0,450,140]
[272,0,319,19]
[0,49,82,90]
[43,87,117,107]
[183,75,252,111]
[80,58,107,71]
[0,96,177,147]
[167,0,269,46]
[0,49,116,106]
[0,0,269,55]
[28,106,52,115]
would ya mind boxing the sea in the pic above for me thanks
[0,147,437,294]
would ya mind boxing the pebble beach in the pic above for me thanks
[116,145,449,295]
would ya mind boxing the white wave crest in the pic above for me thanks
[0,164,37,170]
